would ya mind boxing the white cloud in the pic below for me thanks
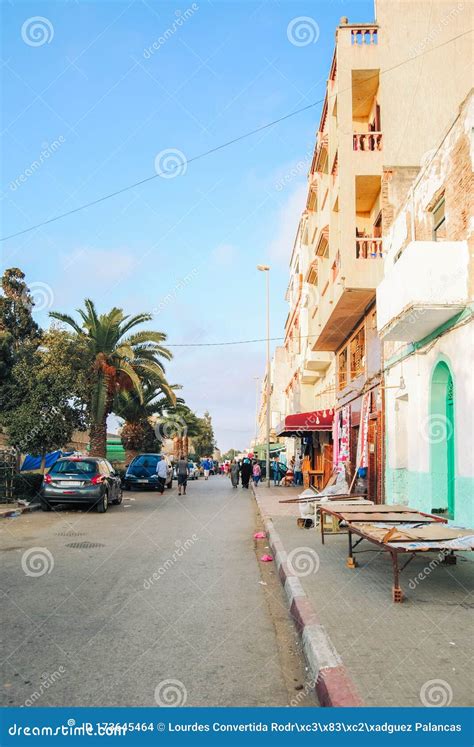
[266,183,307,265]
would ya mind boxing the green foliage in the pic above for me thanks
[192,410,216,458]
[49,299,176,455]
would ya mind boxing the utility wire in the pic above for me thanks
[1,28,471,242]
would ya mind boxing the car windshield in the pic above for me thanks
[50,460,97,475]
[128,455,160,477]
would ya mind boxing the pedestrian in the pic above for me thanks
[203,456,211,480]
[252,461,261,485]
[176,453,189,496]
[155,456,168,494]
[271,456,280,487]
[230,460,240,488]
[240,457,252,489]
[294,453,303,486]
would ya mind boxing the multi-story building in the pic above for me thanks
[377,91,473,526]
[264,0,471,498]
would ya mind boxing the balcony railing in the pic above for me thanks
[353,132,382,151]
[356,237,383,259]
[351,27,378,45]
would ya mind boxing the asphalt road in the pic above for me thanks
[0,476,316,707]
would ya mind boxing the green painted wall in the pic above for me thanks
[385,467,474,529]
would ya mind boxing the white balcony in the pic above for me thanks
[304,350,333,372]
[376,240,469,342]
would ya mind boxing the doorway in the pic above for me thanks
[430,361,455,519]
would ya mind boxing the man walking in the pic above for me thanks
[294,453,303,486]
[203,456,211,480]
[176,454,189,496]
[155,456,168,494]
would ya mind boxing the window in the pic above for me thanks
[350,326,366,379]
[338,348,348,390]
[432,195,446,240]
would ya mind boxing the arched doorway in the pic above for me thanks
[430,361,455,519]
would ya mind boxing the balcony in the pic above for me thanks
[350,26,378,45]
[353,132,382,151]
[376,240,469,342]
[356,236,383,259]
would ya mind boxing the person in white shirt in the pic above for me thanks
[156,457,168,494]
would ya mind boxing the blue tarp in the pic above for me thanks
[20,450,73,472]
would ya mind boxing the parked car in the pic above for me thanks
[41,457,122,513]
[188,461,199,480]
[124,453,173,491]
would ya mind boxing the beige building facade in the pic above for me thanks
[261,0,472,496]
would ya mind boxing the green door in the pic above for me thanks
[430,361,455,519]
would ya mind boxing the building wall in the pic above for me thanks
[382,92,473,527]
[384,322,473,527]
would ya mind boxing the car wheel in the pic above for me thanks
[41,499,51,512]
[166,480,172,490]
[113,488,123,505]
[97,490,108,513]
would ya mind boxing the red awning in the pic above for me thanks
[276,409,334,437]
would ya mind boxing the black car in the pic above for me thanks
[41,457,122,513]
[124,453,173,491]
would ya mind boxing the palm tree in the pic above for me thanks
[116,384,182,464]
[50,299,175,457]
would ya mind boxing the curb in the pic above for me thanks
[252,484,363,707]
[0,503,41,520]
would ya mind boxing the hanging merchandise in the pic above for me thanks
[356,392,371,470]
[332,410,339,467]
[339,406,350,463]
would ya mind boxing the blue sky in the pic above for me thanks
[1,0,374,450]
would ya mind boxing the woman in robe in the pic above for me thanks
[230,460,240,488]
[240,457,252,489]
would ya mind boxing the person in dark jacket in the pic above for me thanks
[240,457,252,489]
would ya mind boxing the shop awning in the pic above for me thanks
[276,409,334,437]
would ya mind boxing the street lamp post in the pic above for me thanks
[257,265,271,488]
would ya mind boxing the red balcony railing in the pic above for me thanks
[356,237,383,259]
[353,132,382,151]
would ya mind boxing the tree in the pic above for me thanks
[192,410,216,458]
[115,384,179,464]
[50,300,176,457]
[3,329,89,466]
[223,448,239,461]
[0,267,41,381]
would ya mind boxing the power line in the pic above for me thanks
[1,28,471,242]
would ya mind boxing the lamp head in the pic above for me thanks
[257,264,270,271]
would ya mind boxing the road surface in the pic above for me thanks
[0,475,316,707]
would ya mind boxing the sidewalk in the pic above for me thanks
[0,502,40,519]
[253,484,474,707]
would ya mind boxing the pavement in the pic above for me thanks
[0,476,316,707]
[253,483,474,707]
[0,502,41,520]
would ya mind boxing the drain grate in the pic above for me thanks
[56,531,85,537]
[65,541,105,549]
